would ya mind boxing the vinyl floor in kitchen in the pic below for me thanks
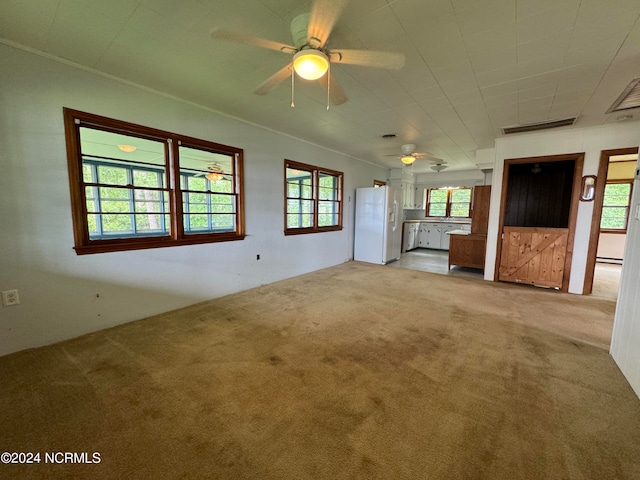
[390,249,622,303]
[389,248,484,279]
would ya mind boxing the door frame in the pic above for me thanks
[493,152,585,292]
[582,147,639,294]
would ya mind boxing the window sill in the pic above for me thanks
[284,226,343,236]
[74,233,245,255]
[600,229,627,235]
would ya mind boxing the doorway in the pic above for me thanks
[495,153,584,292]
[583,147,638,294]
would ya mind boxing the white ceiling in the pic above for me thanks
[2,0,640,173]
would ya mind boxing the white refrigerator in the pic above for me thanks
[354,186,403,264]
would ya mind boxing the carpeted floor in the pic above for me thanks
[1,261,639,479]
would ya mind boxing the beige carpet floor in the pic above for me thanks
[1,261,639,479]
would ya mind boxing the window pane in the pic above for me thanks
[286,168,313,199]
[101,200,130,213]
[100,214,133,235]
[450,203,470,217]
[99,186,130,200]
[79,127,165,166]
[429,204,446,216]
[188,192,207,204]
[98,165,128,185]
[135,214,164,233]
[186,214,209,230]
[601,207,628,229]
[318,173,338,201]
[134,201,164,213]
[430,190,448,202]
[452,189,471,202]
[133,169,162,188]
[603,183,631,206]
[287,213,313,228]
[318,201,339,226]
[287,199,313,214]
[211,214,235,230]
[209,178,232,194]
[82,164,94,183]
[601,183,632,230]
[179,146,234,194]
[187,176,207,191]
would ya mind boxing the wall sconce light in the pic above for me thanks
[580,175,597,201]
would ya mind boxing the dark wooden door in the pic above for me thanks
[498,227,568,288]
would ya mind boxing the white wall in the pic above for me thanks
[485,123,640,293]
[597,233,626,260]
[0,44,386,356]
[611,164,640,398]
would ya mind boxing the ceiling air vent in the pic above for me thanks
[606,78,640,113]
[502,117,577,135]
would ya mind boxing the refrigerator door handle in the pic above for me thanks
[392,198,400,232]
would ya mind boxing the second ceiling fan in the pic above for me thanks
[211,0,405,106]
[386,144,447,170]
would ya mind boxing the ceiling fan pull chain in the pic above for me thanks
[291,61,295,108]
[326,62,330,111]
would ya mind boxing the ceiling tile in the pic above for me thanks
[455,0,516,37]
[2,0,639,173]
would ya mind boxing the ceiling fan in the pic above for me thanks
[194,163,229,182]
[210,0,405,106]
[385,144,446,166]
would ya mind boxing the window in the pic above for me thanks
[601,181,633,232]
[426,187,472,218]
[64,108,244,254]
[284,160,343,235]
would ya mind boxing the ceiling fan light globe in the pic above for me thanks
[206,172,223,182]
[293,50,329,80]
[401,155,415,165]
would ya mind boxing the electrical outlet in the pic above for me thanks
[2,289,20,307]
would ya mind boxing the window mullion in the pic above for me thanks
[207,178,213,231]
[127,167,136,235]
[91,164,103,237]
[313,169,319,229]
[168,138,183,240]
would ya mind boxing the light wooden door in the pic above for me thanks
[498,227,568,288]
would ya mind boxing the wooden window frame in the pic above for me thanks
[600,179,634,234]
[426,187,472,218]
[64,108,245,255]
[284,160,343,235]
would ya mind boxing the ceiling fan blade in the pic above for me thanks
[415,153,444,162]
[331,49,405,70]
[254,64,292,96]
[307,0,350,48]
[211,28,295,54]
[319,74,348,105]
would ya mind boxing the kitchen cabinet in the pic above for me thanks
[416,222,470,250]
[418,223,442,249]
[471,185,491,234]
[388,179,413,209]
[440,224,460,250]
[413,184,426,209]
[446,185,491,270]
[389,179,425,209]
[402,222,420,252]
[404,181,415,209]
[449,233,487,270]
